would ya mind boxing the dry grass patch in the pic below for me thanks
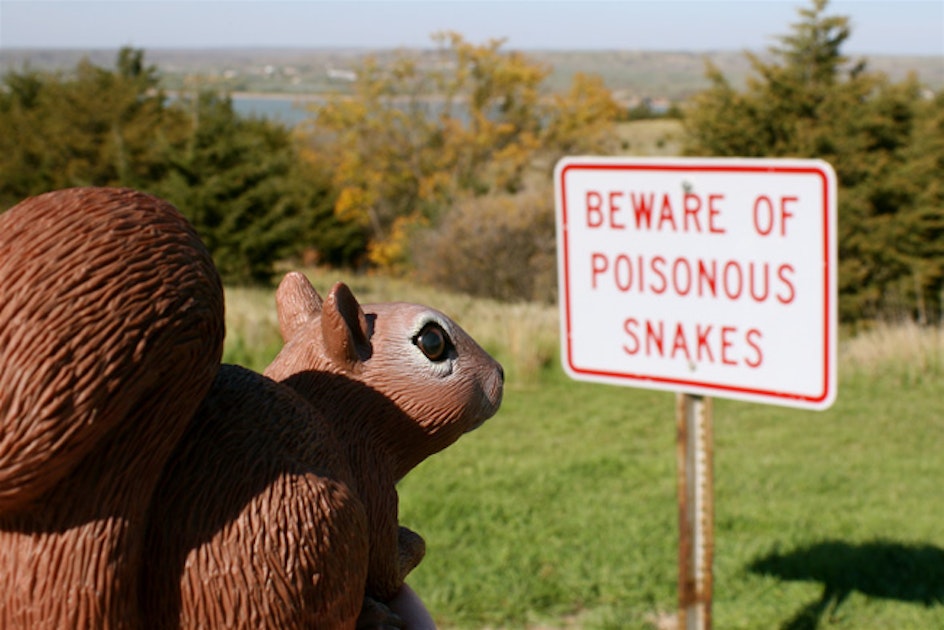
[615,119,684,156]
[840,321,943,379]
[222,271,561,385]
[224,271,943,387]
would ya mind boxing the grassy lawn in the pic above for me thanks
[223,274,943,629]
[399,364,943,629]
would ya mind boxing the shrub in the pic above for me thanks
[411,190,557,304]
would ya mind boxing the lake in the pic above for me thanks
[230,93,474,127]
[231,94,322,126]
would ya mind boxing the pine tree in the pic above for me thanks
[884,91,944,323]
[154,92,311,284]
[684,0,939,321]
[1,50,337,285]
[0,47,182,205]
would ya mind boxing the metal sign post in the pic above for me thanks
[677,392,714,630]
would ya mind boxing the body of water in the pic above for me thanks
[231,95,321,126]
[231,93,477,127]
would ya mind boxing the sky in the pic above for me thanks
[1,0,942,56]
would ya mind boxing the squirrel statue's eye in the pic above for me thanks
[413,323,449,362]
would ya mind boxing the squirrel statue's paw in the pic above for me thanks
[357,596,405,630]
[398,526,426,580]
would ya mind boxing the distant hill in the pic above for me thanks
[2,47,941,103]
[531,50,943,101]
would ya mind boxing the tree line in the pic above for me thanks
[1,0,940,322]
[685,0,943,324]
[0,48,343,283]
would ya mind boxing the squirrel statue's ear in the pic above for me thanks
[321,282,372,370]
[275,272,323,342]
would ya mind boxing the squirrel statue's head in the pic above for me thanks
[264,273,503,470]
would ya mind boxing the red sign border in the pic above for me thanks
[556,158,837,408]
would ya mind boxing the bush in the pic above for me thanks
[411,190,557,304]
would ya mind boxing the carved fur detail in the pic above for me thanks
[0,187,503,628]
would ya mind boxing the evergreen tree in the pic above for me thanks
[0,47,183,207]
[155,91,314,284]
[684,0,940,321]
[883,91,944,323]
[1,49,339,285]
[0,69,53,205]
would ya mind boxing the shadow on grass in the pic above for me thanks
[748,540,944,630]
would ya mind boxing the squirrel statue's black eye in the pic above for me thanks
[414,323,449,362]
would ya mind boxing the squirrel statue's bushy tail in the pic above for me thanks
[0,187,224,625]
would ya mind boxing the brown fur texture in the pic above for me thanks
[265,274,505,601]
[0,187,225,627]
[0,187,503,628]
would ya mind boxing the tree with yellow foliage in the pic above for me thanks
[302,32,621,272]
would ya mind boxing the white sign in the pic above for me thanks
[555,157,837,410]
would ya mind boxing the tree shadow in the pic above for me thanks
[748,540,944,630]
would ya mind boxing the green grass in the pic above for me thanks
[399,366,944,629]
[222,276,944,629]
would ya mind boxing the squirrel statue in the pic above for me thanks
[0,187,504,628]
